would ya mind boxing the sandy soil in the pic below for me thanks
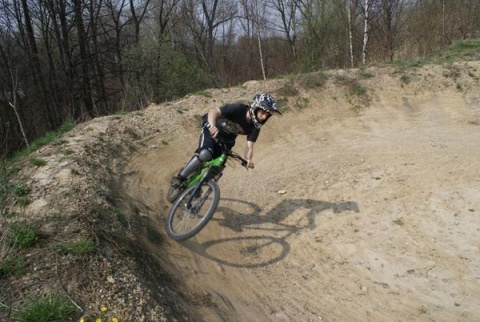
[117,63,480,321]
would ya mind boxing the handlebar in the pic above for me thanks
[215,137,249,169]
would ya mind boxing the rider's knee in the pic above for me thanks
[198,148,213,162]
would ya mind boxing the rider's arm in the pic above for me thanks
[245,140,255,169]
[207,107,221,138]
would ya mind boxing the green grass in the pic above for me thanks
[58,238,96,256]
[13,295,77,322]
[297,71,328,88]
[13,183,30,197]
[12,120,75,160]
[359,68,375,78]
[400,74,411,84]
[392,39,480,68]
[0,254,27,277]
[7,223,39,248]
[30,158,47,167]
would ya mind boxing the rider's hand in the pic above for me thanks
[209,124,219,138]
[246,160,255,169]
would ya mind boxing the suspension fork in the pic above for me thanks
[185,154,227,208]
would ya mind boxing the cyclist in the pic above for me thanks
[170,93,281,188]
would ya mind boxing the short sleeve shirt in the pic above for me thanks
[214,103,261,142]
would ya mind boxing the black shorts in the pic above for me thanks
[197,121,236,158]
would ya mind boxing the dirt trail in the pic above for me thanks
[119,66,480,321]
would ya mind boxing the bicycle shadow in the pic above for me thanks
[180,198,360,268]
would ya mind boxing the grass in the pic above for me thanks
[12,120,75,160]
[13,183,30,197]
[359,68,375,78]
[7,223,39,248]
[30,158,47,167]
[296,71,329,88]
[0,254,27,277]
[391,39,480,69]
[57,238,96,256]
[13,295,77,322]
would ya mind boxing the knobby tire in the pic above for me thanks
[166,180,220,241]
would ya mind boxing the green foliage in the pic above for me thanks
[13,183,30,197]
[0,255,27,277]
[0,170,6,211]
[400,74,411,84]
[13,295,77,322]
[359,69,375,78]
[16,196,31,207]
[12,120,75,160]
[295,97,310,110]
[30,158,47,167]
[123,40,212,108]
[276,84,299,97]
[58,238,96,256]
[297,71,328,88]
[7,223,39,248]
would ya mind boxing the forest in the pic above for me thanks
[1,0,479,157]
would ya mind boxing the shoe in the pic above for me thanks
[170,176,185,189]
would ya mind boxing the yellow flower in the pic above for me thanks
[100,306,108,313]
[80,319,85,322]
[111,318,119,322]
[96,319,102,322]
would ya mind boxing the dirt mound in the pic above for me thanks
[3,62,480,321]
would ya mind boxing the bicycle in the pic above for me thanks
[165,139,248,241]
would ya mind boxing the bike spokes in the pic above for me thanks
[166,181,220,241]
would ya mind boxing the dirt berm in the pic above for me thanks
[4,62,480,321]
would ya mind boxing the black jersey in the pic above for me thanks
[203,103,260,142]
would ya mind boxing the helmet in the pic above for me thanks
[249,93,281,129]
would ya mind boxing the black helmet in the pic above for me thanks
[249,93,281,129]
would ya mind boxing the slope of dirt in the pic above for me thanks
[118,62,480,321]
[3,62,480,321]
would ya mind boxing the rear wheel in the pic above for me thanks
[166,180,220,241]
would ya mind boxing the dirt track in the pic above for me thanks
[119,64,480,321]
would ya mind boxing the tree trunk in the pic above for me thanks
[73,0,95,118]
[362,0,370,65]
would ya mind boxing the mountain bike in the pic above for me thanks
[165,139,248,241]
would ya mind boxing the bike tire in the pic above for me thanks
[166,180,220,241]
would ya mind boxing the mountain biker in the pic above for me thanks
[170,93,281,188]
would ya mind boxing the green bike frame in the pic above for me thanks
[185,153,227,187]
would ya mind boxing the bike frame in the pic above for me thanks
[186,153,227,188]
[183,153,227,208]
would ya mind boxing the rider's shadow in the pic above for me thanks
[181,198,360,268]
[215,198,360,233]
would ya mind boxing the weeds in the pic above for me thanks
[0,254,27,277]
[359,68,375,78]
[297,71,328,88]
[13,295,77,322]
[400,74,411,84]
[12,120,75,160]
[7,223,39,248]
[13,183,30,197]
[30,158,47,167]
[58,238,96,256]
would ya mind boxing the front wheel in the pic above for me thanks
[166,180,220,241]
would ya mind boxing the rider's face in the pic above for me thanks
[256,109,272,122]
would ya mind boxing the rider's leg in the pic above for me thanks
[171,125,216,188]
[178,148,212,179]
